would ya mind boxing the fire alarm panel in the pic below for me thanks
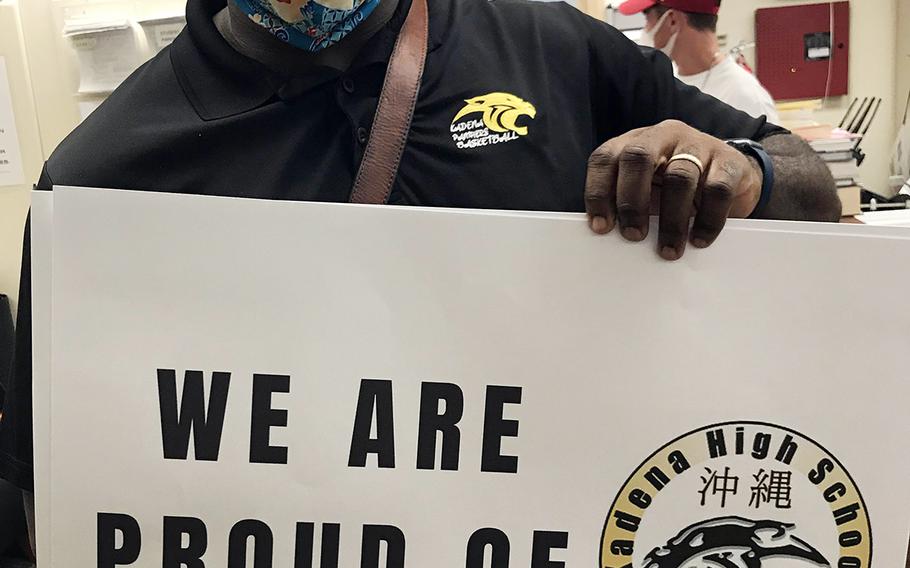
[755,2,849,100]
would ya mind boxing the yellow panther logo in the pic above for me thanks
[452,92,537,136]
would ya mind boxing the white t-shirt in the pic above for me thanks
[678,56,780,124]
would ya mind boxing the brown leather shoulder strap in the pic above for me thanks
[349,0,429,204]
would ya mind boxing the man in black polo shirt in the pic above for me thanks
[0,0,839,526]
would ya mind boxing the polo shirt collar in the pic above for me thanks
[172,0,447,121]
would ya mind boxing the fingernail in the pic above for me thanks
[661,246,681,261]
[591,216,609,233]
[692,238,709,248]
[621,227,644,241]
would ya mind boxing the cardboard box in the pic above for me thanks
[838,185,862,217]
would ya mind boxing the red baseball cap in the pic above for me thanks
[617,0,720,16]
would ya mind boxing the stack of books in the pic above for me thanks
[789,98,884,217]
[793,125,862,216]
[810,136,860,188]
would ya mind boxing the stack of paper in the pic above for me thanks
[793,125,863,215]
[856,209,910,227]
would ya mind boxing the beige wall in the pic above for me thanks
[579,0,606,17]
[17,0,78,160]
[0,1,43,319]
[718,0,899,195]
[898,0,910,130]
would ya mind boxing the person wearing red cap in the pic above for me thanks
[619,0,779,122]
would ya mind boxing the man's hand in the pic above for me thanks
[585,119,762,261]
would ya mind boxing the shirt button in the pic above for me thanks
[357,126,369,145]
[342,77,355,94]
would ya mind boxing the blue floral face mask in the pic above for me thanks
[233,0,381,52]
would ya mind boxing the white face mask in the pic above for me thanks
[639,9,679,58]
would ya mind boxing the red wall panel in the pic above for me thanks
[755,2,850,100]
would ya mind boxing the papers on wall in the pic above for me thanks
[0,57,24,187]
[139,15,186,52]
[64,19,141,95]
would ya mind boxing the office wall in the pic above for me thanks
[719,0,898,194]
[898,0,910,132]
[0,1,43,318]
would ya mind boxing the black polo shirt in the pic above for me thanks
[0,0,782,490]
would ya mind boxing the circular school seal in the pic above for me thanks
[600,422,871,568]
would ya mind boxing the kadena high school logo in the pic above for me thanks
[601,422,871,568]
[450,92,537,149]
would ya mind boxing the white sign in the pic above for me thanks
[35,187,910,567]
[0,56,24,187]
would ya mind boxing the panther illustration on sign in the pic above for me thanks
[600,422,871,568]
[641,516,829,568]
